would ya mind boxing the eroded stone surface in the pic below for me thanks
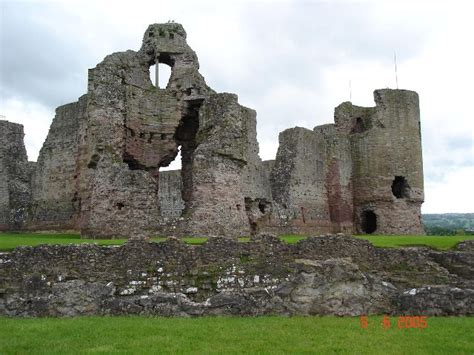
[0,121,34,230]
[0,235,472,317]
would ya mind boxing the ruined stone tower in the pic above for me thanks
[0,24,425,237]
[336,90,424,234]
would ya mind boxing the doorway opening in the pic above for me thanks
[173,101,201,212]
[361,210,377,234]
[157,100,202,219]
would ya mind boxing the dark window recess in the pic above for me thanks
[391,176,410,199]
[361,210,377,234]
[351,117,365,133]
[116,202,125,210]
[123,152,143,170]
[87,154,100,169]
[127,128,135,137]
[161,133,167,140]
[250,222,257,233]
[148,132,155,143]
[244,197,252,212]
[258,202,267,213]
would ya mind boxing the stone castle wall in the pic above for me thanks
[0,23,425,237]
[1,235,472,317]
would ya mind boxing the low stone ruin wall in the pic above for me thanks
[0,235,472,317]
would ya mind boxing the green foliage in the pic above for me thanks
[0,316,472,354]
[279,235,308,244]
[423,213,474,235]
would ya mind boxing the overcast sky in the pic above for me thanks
[1,0,473,214]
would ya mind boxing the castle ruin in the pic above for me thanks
[0,23,424,237]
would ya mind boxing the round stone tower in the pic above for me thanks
[335,89,424,234]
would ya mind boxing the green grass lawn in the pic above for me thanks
[355,235,474,250]
[0,316,472,354]
[0,232,473,251]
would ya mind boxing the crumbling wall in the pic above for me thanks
[270,127,333,234]
[0,121,33,230]
[74,23,213,237]
[183,94,253,236]
[75,52,178,237]
[29,96,87,230]
[1,236,472,317]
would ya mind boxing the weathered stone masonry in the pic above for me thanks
[1,235,472,317]
[0,23,424,237]
[0,121,35,231]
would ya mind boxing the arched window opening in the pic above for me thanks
[391,176,410,199]
[361,210,377,234]
[149,63,172,89]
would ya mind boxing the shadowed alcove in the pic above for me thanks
[361,210,377,234]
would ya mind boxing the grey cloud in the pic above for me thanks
[0,2,114,108]
[198,1,433,152]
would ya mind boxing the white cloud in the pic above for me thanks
[423,166,474,213]
[1,97,53,161]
